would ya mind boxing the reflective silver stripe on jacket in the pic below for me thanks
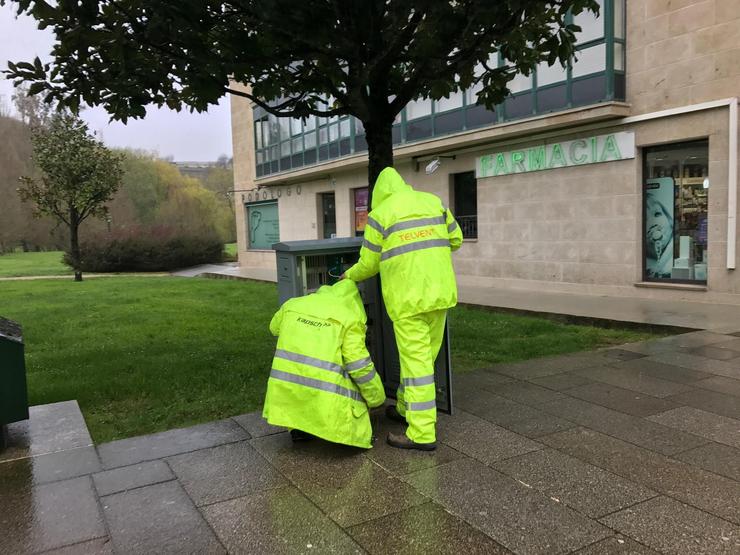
[352,367,377,384]
[366,217,385,235]
[270,369,363,402]
[402,374,435,387]
[274,349,344,375]
[384,216,446,238]
[447,221,459,233]
[380,239,450,261]
[362,238,382,253]
[407,399,437,411]
[345,356,372,372]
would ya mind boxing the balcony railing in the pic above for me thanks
[457,215,478,239]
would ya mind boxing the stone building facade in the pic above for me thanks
[230,0,740,304]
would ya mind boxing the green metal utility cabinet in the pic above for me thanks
[273,238,453,414]
[0,317,29,447]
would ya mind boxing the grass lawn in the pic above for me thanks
[0,251,70,277]
[2,277,661,443]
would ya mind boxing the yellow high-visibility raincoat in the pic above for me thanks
[263,279,385,448]
[345,167,463,444]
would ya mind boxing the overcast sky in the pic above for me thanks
[0,5,233,162]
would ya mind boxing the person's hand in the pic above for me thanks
[340,273,346,280]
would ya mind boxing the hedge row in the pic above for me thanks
[66,228,224,272]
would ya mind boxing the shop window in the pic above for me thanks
[320,192,336,239]
[452,171,477,239]
[353,187,369,237]
[246,201,280,250]
[643,140,709,283]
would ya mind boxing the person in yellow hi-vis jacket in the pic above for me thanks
[343,167,463,451]
[263,279,386,448]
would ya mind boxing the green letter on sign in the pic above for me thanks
[528,146,546,171]
[600,134,622,162]
[479,155,493,177]
[494,153,509,176]
[569,139,588,164]
[548,143,567,168]
[511,151,526,173]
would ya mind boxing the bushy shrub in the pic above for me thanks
[66,226,224,272]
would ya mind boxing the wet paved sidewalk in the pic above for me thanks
[3,331,740,554]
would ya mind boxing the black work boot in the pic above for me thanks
[385,405,406,423]
[387,432,436,451]
[290,429,314,442]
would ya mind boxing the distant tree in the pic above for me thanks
[4,0,597,191]
[12,83,52,127]
[19,113,124,280]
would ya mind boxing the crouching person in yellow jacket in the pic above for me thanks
[344,167,463,451]
[263,279,386,448]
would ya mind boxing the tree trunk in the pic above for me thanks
[69,221,82,282]
[363,119,394,197]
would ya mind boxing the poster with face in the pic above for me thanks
[645,177,675,279]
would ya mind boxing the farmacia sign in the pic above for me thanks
[476,131,635,178]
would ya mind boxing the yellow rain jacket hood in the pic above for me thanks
[263,280,385,448]
[345,167,463,321]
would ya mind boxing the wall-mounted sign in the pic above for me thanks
[476,131,635,178]
[247,201,280,250]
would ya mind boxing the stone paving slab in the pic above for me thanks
[364,417,468,477]
[43,538,114,555]
[486,380,567,406]
[675,442,740,482]
[492,448,657,518]
[101,480,225,554]
[436,410,544,465]
[565,382,680,417]
[231,412,285,437]
[542,427,740,525]
[456,388,545,425]
[0,400,93,462]
[202,486,364,554]
[685,344,740,360]
[600,496,740,554]
[251,432,428,528]
[710,337,740,351]
[610,358,713,384]
[571,365,694,398]
[0,476,106,554]
[456,368,516,389]
[598,349,649,362]
[347,501,511,554]
[499,412,578,439]
[647,407,740,449]
[167,440,287,506]
[0,446,101,487]
[574,535,659,554]
[494,354,607,379]
[405,458,612,554]
[529,371,596,391]
[539,397,707,456]
[92,459,175,497]
[665,388,740,420]
[647,351,740,380]
[693,375,740,398]
[97,418,249,469]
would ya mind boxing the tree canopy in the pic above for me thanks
[5,0,598,185]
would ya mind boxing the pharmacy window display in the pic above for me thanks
[643,140,709,283]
